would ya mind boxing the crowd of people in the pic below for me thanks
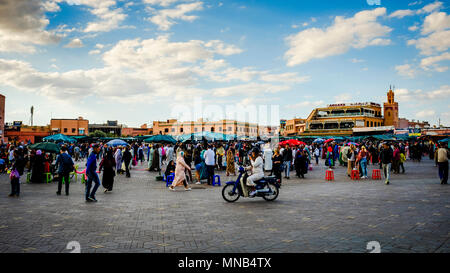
[1,137,448,200]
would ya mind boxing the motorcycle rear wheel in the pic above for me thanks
[262,183,279,201]
[222,184,240,202]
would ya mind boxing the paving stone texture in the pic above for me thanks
[0,158,448,253]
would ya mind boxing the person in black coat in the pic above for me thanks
[380,143,393,185]
[122,146,132,178]
[100,149,116,192]
[31,150,45,183]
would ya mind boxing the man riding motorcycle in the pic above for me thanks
[245,148,264,197]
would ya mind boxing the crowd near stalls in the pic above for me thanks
[1,132,449,199]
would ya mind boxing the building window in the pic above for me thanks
[180,128,184,133]
[194,128,198,132]
[228,127,232,131]
[219,127,222,131]
[211,127,214,132]
[366,121,369,127]
[64,128,68,133]
[171,128,175,132]
[165,128,169,133]
[72,128,76,133]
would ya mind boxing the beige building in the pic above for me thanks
[282,118,306,136]
[152,119,260,138]
[303,102,384,136]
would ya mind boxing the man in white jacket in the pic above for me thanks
[246,148,264,197]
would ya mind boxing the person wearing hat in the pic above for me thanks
[245,148,264,197]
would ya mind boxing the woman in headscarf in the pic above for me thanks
[168,151,192,191]
[31,150,45,183]
[147,144,154,171]
[150,144,160,172]
[226,148,236,176]
[294,147,307,178]
[165,160,176,177]
[100,149,116,192]
[326,146,334,168]
[114,146,123,175]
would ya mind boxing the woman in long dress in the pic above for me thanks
[114,147,123,175]
[169,152,192,191]
[31,150,44,183]
[100,149,116,192]
[226,148,236,176]
[150,145,160,172]
[147,145,154,171]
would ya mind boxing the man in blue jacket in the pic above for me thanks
[86,144,101,202]
[55,146,74,196]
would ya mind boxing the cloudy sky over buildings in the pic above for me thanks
[0,0,449,127]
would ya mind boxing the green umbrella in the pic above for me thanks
[143,135,177,144]
[43,133,75,143]
[29,142,60,153]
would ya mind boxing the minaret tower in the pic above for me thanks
[383,86,399,128]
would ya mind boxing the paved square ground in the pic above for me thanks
[0,158,448,253]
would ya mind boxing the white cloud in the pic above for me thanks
[66,0,127,32]
[259,72,311,83]
[417,1,443,14]
[286,100,324,109]
[64,38,84,48]
[89,49,101,55]
[284,8,391,66]
[390,1,443,19]
[143,0,186,7]
[204,40,243,56]
[408,11,450,57]
[0,36,305,103]
[395,64,417,78]
[409,1,423,6]
[0,0,62,53]
[351,58,365,63]
[212,83,290,97]
[421,11,450,35]
[416,109,435,118]
[389,9,415,19]
[394,86,450,102]
[333,93,352,103]
[420,52,450,71]
[408,30,450,55]
[147,1,203,31]
[409,25,419,31]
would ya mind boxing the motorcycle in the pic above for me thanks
[222,166,280,202]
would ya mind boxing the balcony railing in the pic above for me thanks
[317,113,379,118]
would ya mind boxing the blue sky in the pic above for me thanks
[0,0,449,127]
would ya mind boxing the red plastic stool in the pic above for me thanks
[351,169,360,180]
[325,170,334,181]
[372,169,381,180]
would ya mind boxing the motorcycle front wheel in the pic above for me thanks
[222,184,240,202]
[262,183,279,201]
